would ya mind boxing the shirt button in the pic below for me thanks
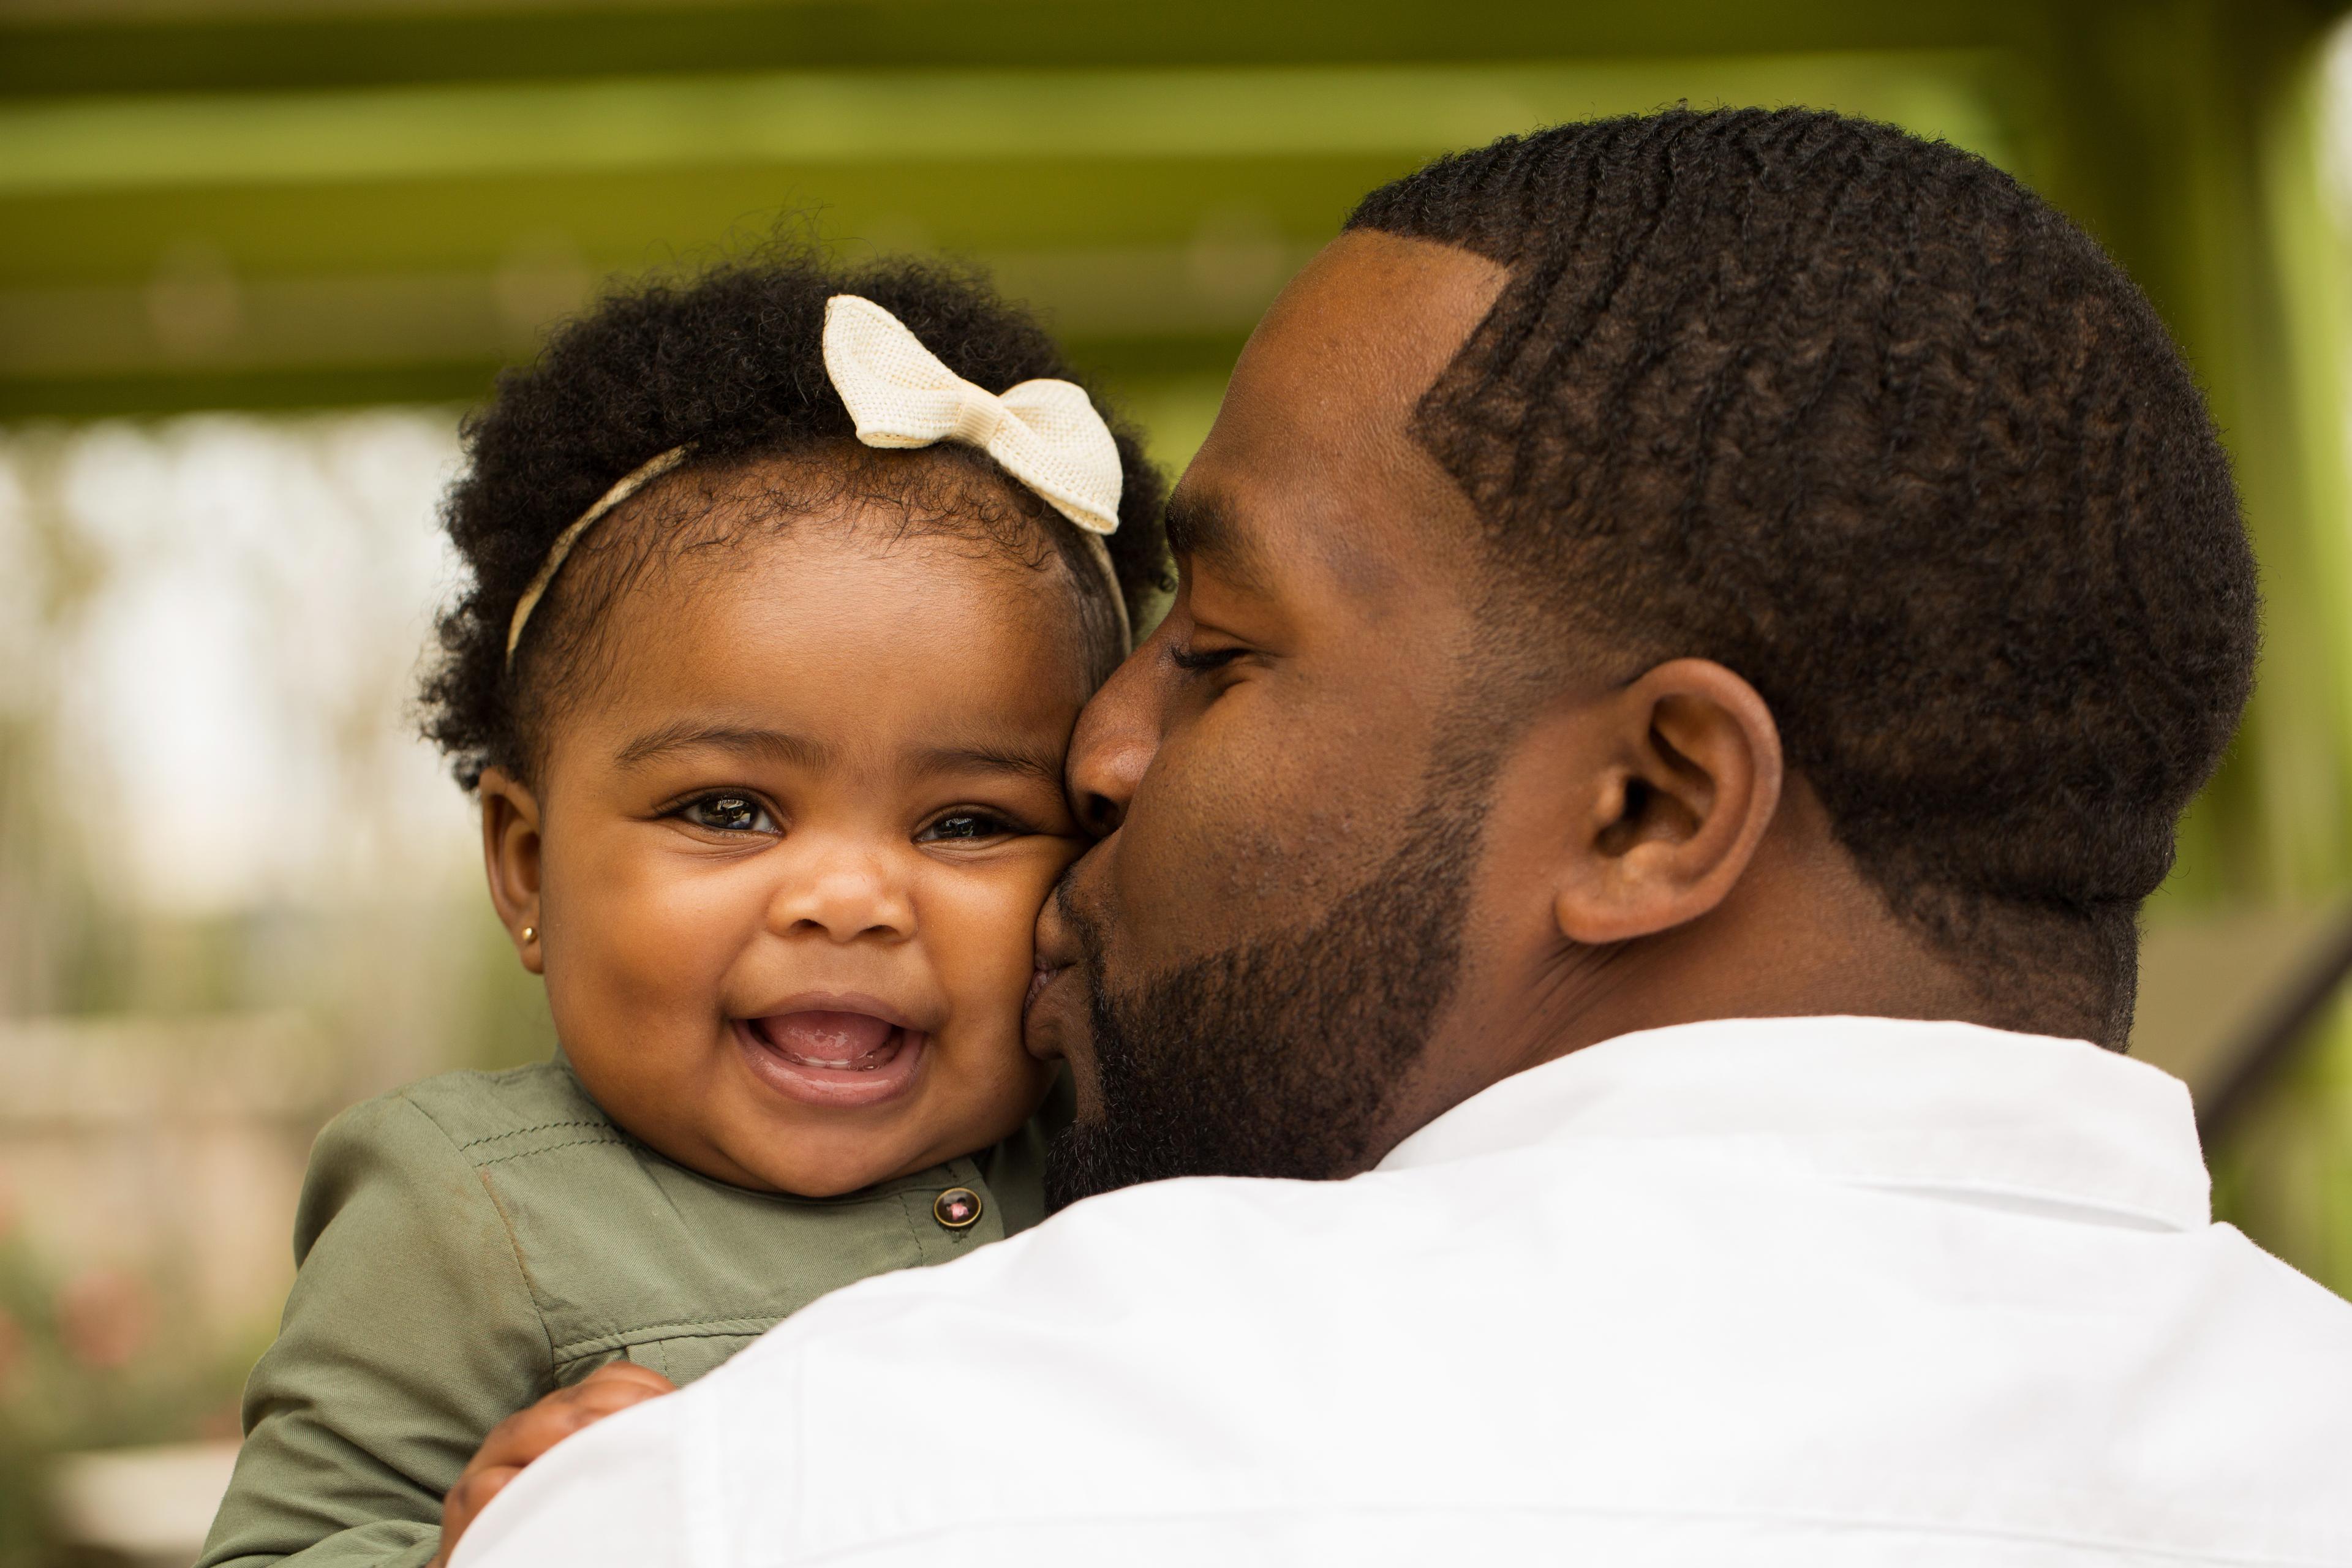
[933,1187,982,1230]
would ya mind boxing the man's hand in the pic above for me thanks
[432,1360,677,1566]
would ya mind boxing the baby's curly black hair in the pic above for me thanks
[1350,109,2259,1044]
[420,249,1169,790]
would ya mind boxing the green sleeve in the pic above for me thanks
[198,1093,554,1568]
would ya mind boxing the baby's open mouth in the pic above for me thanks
[752,1011,907,1071]
[735,1008,930,1109]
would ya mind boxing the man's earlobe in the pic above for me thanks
[1553,659,1783,947]
[477,766,548,976]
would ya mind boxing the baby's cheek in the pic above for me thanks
[542,829,759,1148]
[924,855,1066,1050]
[887,858,1065,1166]
[948,870,1054,1001]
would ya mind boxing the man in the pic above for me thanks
[458,110,2352,1566]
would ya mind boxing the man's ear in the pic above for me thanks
[1553,658,1784,947]
[478,766,547,976]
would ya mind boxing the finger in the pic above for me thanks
[527,1379,666,1434]
[469,1406,614,1471]
[578,1360,677,1396]
[467,1402,597,1471]
[441,1463,523,1556]
[541,1365,677,1424]
[467,1370,673,1469]
[564,1377,674,1417]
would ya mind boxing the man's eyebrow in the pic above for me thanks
[614,723,834,771]
[1163,489,1266,587]
[910,741,1066,791]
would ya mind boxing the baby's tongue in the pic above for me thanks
[760,1010,896,1067]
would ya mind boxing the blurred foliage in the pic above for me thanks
[2214,989,2352,1288]
[0,1219,260,1565]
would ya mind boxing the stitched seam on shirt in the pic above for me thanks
[786,1501,2348,1568]
[894,1186,925,1255]
[473,1134,633,1167]
[394,1089,561,1378]
[549,1319,775,1361]
[456,1117,613,1149]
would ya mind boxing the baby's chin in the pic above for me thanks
[730,1128,948,1198]
[709,1070,1050,1199]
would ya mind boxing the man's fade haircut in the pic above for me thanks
[1347,108,2258,1046]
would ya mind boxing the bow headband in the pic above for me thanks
[821,294,1129,646]
[503,295,1129,667]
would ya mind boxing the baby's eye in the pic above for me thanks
[678,794,779,835]
[919,812,1019,844]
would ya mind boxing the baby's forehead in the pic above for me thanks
[663,442,1058,540]
[600,468,1086,660]
[567,445,1069,614]
[519,442,1112,777]
[611,464,1077,609]
[562,519,1090,790]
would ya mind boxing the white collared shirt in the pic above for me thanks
[456,1017,2352,1567]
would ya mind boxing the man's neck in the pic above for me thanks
[1365,813,2101,1173]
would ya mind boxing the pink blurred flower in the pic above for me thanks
[56,1268,155,1370]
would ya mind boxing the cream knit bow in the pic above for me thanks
[824,295,1129,648]
[823,295,1123,535]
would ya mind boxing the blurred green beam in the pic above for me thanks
[0,0,2029,99]
[0,47,2021,412]
[0,56,2008,197]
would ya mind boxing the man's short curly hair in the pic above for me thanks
[1348,108,2259,1044]
[420,249,1169,790]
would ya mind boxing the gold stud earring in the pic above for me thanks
[520,924,537,944]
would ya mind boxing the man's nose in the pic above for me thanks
[1067,627,1172,837]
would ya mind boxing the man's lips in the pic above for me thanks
[734,1001,930,1109]
[1033,876,1084,974]
[1025,962,1063,1013]
[1026,872,1093,1060]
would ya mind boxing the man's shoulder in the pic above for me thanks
[729,1160,1479,1363]
[473,1148,2352,1567]
[731,1144,2352,1471]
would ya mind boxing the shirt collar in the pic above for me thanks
[1376,1016,2210,1232]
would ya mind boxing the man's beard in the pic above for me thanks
[1043,765,1491,1213]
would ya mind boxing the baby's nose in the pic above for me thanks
[767,851,914,943]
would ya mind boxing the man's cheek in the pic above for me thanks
[1125,749,1371,946]
[1063,1031,1107,1123]
[1104,785,1260,967]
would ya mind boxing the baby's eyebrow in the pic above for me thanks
[910,741,1065,791]
[614,723,834,771]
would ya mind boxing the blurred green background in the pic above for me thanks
[6,0,2352,1561]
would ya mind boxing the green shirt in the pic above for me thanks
[199,1058,1050,1568]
